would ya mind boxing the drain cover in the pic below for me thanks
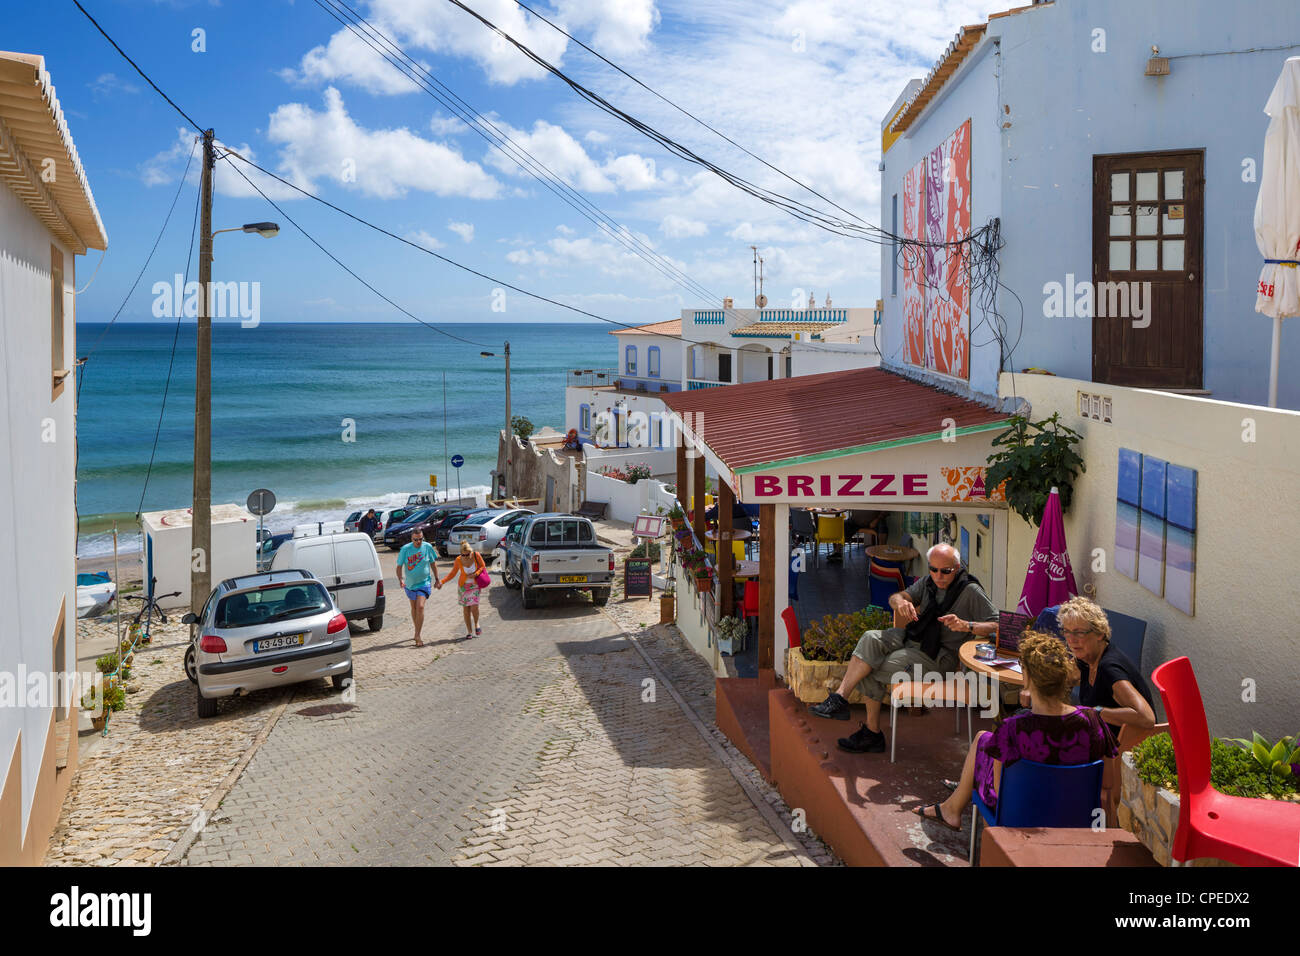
[295,703,357,717]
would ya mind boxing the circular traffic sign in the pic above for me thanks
[451,454,465,468]
[247,488,277,516]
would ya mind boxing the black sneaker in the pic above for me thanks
[809,692,850,720]
[837,723,886,754]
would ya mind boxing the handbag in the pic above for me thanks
[473,554,491,589]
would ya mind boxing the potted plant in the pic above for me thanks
[716,615,747,655]
[95,652,119,676]
[667,504,685,530]
[984,412,1085,526]
[660,581,676,624]
[786,606,891,704]
[82,686,108,731]
[511,415,535,444]
[1118,731,1300,866]
[681,551,713,593]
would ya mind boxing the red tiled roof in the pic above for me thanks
[661,367,1007,471]
[608,319,681,336]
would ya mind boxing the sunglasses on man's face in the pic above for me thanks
[929,565,959,575]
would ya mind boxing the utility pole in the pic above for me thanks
[504,340,512,499]
[192,129,215,615]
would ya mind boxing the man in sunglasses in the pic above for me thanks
[809,543,997,753]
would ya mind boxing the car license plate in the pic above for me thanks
[254,633,307,653]
[559,575,588,583]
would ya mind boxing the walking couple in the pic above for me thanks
[396,532,488,645]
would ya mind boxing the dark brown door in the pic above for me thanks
[718,353,732,383]
[1092,151,1203,388]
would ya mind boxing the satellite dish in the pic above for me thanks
[756,294,768,308]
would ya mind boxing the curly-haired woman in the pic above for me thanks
[912,632,1117,831]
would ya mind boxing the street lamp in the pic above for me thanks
[480,342,512,500]
[212,221,281,240]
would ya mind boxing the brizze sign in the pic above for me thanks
[751,472,931,498]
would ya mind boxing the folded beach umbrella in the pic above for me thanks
[1255,57,1300,407]
[1016,486,1078,619]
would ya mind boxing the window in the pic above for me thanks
[625,345,637,375]
[580,403,590,432]
[51,245,66,400]
[647,346,660,377]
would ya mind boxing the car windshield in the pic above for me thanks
[347,511,362,523]
[404,508,436,523]
[217,582,330,628]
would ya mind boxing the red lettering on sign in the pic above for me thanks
[870,474,896,495]
[788,475,814,496]
[754,476,780,496]
[903,474,927,495]
[819,475,832,496]
[838,474,864,496]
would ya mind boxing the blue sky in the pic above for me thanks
[12,0,990,324]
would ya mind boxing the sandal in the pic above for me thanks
[942,778,960,792]
[912,803,962,832]
[475,627,482,636]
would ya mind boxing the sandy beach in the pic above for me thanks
[77,550,144,588]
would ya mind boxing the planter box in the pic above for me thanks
[659,594,675,624]
[1116,753,1230,867]
[718,636,743,656]
[785,646,867,705]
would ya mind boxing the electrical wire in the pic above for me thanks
[136,173,202,518]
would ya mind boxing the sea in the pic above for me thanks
[74,321,616,558]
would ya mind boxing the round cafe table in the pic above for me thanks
[866,544,919,564]
[733,560,760,579]
[704,528,752,541]
[958,638,1026,688]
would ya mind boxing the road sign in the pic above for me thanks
[451,454,465,468]
[246,489,276,516]
[429,474,438,488]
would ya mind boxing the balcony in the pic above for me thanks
[687,379,728,391]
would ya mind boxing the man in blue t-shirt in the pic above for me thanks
[396,528,437,647]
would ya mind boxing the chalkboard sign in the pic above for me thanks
[996,611,1034,653]
[624,557,653,598]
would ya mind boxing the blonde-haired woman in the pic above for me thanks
[1056,596,1155,737]
[912,633,1117,831]
[436,541,487,639]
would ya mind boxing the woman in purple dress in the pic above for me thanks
[912,633,1117,831]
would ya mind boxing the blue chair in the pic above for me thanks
[788,557,799,602]
[868,562,907,612]
[1104,608,1147,672]
[1034,605,1062,636]
[970,758,1105,865]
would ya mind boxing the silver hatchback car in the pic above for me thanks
[183,570,353,718]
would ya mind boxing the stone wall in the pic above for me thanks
[495,430,578,512]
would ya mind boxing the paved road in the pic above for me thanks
[180,554,808,866]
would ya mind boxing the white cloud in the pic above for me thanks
[88,72,139,100]
[140,128,304,201]
[430,114,470,136]
[583,130,610,145]
[556,0,659,56]
[486,119,657,193]
[555,224,575,235]
[660,214,708,238]
[405,229,445,249]
[266,88,501,199]
[282,23,430,95]
[448,220,475,242]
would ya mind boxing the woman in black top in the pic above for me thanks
[1058,597,1155,736]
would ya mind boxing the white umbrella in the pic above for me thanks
[1255,57,1300,407]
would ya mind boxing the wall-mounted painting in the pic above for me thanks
[1115,448,1197,615]
[1138,455,1167,596]
[1164,464,1197,615]
[1115,448,1141,578]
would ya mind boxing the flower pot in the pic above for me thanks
[1116,753,1231,867]
[718,636,739,655]
[693,575,712,594]
[785,646,868,704]
[90,712,107,732]
[659,594,675,624]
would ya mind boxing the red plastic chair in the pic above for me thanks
[740,581,760,621]
[1151,656,1300,866]
[781,606,801,649]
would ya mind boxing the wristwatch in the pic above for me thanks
[1093,705,1103,714]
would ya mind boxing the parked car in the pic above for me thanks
[432,508,489,557]
[270,530,385,631]
[256,529,294,569]
[406,492,442,508]
[344,510,365,533]
[448,509,535,556]
[182,570,353,719]
[383,507,414,531]
[383,506,450,551]
[501,513,614,608]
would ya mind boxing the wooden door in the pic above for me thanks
[1092,151,1203,388]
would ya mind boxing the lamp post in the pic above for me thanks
[190,129,280,614]
[480,342,511,500]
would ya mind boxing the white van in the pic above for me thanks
[271,531,385,631]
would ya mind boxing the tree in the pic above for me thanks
[984,412,1085,527]
[511,415,534,441]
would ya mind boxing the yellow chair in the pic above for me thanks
[732,541,746,565]
[815,514,845,564]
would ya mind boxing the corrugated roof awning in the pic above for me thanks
[730,320,839,338]
[661,366,1007,473]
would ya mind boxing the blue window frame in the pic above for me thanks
[647,346,661,378]
[625,345,637,375]
[580,404,590,433]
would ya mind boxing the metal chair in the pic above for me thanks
[970,758,1105,865]
[890,675,972,763]
[1151,656,1300,866]
[790,509,817,562]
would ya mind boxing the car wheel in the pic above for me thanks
[521,580,536,609]
[332,664,353,691]
[501,561,520,589]
[368,615,383,631]
[592,588,610,607]
[183,644,197,684]
[196,683,218,719]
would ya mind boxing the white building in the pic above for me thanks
[0,51,107,865]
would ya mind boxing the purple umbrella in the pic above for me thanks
[1016,486,1079,618]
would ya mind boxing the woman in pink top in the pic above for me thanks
[436,541,487,639]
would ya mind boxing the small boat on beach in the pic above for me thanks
[76,571,116,619]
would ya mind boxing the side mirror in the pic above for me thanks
[181,612,198,625]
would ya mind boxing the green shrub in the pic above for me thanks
[1132,732,1299,799]
[799,607,892,662]
[630,540,661,561]
[94,652,119,674]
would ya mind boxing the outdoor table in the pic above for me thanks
[704,529,752,541]
[866,544,919,563]
[959,638,1026,688]
[734,560,760,579]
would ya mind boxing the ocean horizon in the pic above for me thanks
[74,321,617,556]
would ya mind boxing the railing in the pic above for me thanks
[687,379,727,390]
[567,367,619,389]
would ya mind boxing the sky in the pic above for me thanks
[10,0,992,325]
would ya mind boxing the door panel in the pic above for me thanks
[1093,151,1203,388]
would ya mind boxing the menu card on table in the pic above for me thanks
[996,611,1033,653]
